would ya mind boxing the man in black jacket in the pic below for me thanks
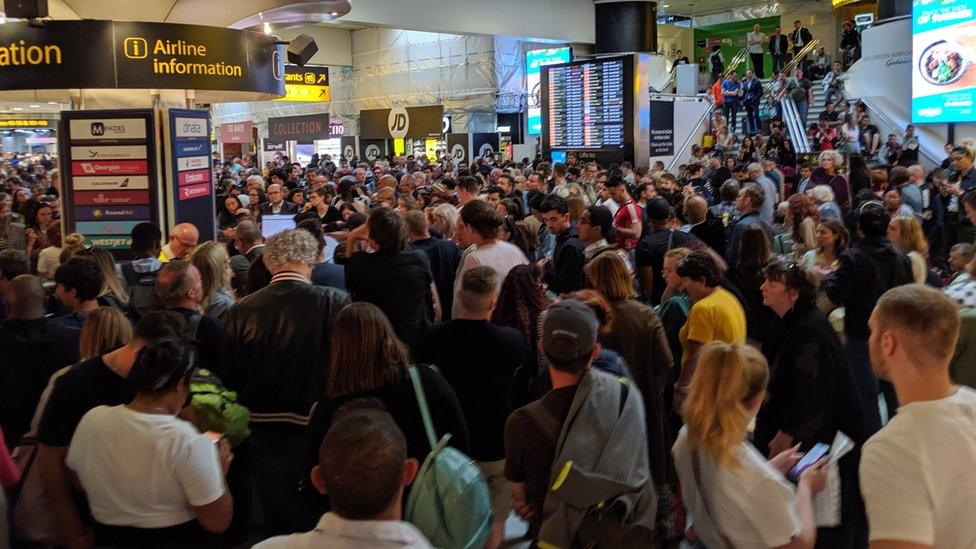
[790,19,814,56]
[229,219,264,295]
[538,195,586,295]
[823,202,913,434]
[259,183,299,216]
[0,275,79,447]
[769,27,789,73]
[406,210,461,320]
[220,228,348,536]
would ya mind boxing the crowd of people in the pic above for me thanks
[1,123,976,549]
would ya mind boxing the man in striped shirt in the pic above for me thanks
[605,173,644,253]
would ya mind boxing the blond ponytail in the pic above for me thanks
[682,341,769,468]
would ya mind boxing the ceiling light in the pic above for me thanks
[331,11,338,16]
[29,104,39,108]
[47,101,58,105]
[11,107,23,111]
[263,22,272,34]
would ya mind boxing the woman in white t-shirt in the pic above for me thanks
[66,338,233,547]
[672,341,827,549]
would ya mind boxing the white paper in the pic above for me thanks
[814,431,855,526]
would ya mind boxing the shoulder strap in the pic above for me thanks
[187,313,202,342]
[667,229,675,251]
[523,399,561,446]
[408,366,438,450]
[691,450,737,549]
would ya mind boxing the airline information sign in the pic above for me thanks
[59,109,161,256]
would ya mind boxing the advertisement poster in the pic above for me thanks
[166,109,215,242]
[59,109,160,257]
[693,16,779,78]
[526,47,572,135]
[649,100,675,156]
[912,0,976,123]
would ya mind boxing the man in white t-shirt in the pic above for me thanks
[747,24,767,78]
[861,284,976,549]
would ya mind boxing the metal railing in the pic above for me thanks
[763,38,821,96]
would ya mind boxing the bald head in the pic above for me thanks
[5,274,46,319]
[167,223,199,260]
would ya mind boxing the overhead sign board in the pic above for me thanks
[276,65,330,102]
[0,21,284,98]
[219,121,253,143]
[0,119,52,128]
[268,113,330,141]
[360,106,444,139]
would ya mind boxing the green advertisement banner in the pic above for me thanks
[694,16,780,78]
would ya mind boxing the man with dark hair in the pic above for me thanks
[53,257,103,331]
[485,185,505,209]
[0,275,79,447]
[406,210,461,321]
[726,182,771,271]
[823,202,913,433]
[578,206,615,264]
[942,145,976,249]
[605,174,643,251]
[636,197,701,305]
[122,222,165,319]
[550,162,569,197]
[346,208,436,348]
[504,300,655,545]
[37,310,186,547]
[527,190,555,261]
[0,248,29,321]
[220,229,348,536]
[538,195,586,295]
[230,219,265,295]
[456,175,480,207]
[417,266,524,548]
[255,407,430,547]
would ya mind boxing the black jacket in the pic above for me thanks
[258,201,298,216]
[544,227,587,295]
[219,279,348,430]
[791,27,813,48]
[822,236,913,340]
[769,34,789,55]
[755,302,869,452]
[0,317,79,446]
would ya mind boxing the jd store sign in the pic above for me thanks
[359,106,444,139]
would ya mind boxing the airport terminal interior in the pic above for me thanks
[2,0,976,547]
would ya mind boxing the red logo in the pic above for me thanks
[71,160,148,176]
[179,182,210,201]
[74,191,150,205]
[178,169,211,187]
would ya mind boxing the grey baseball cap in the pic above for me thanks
[542,300,599,362]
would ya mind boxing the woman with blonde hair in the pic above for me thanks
[431,202,459,240]
[189,241,235,320]
[673,341,827,549]
[79,306,133,360]
[887,215,928,284]
[585,251,678,541]
[75,247,129,310]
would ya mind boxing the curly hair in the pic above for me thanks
[787,193,819,245]
[492,264,551,349]
[262,228,319,272]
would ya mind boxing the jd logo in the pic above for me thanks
[478,143,494,158]
[91,123,105,136]
[451,144,465,161]
[388,106,409,139]
[343,145,355,161]
[364,144,381,161]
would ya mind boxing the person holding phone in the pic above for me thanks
[941,145,976,251]
[673,341,828,549]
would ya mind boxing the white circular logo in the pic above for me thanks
[343,145,354,161]
[478,143,495,158]
[388,106,409,139]
[451,144,466,161]
[442,116,451,134]
[272,51,282,81]
[365,144,381,161]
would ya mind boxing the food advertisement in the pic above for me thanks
[912,0,976,123]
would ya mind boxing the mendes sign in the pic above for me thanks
[0,20,284,97]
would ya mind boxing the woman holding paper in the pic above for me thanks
[756,258,870,548]
[673,341,827,548]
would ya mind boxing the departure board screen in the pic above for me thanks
[545,59,626,149]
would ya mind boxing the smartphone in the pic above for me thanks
[787,442,829,481]
[203,431,222,444]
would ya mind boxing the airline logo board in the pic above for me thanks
[73,175,150,190]
[71,160,148,176]
[70,145,147,160]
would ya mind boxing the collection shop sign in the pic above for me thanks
[359,106,444,139]
[0,20,284,95]
[268,113,330,141]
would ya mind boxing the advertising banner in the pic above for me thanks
[526,47,572,135]
[359,139,387,162]
[0,21,284,97]
[470,133,500,161]
[649,100,675,156]
[220,121,253,143]
[447,133,469,165]
[268,113,330,141]
[360,106,444,139]
[59,109,160,260]
[340,136,358,163]
[693,16,779,78]
[164,108,215,242]
[911,0,976,123]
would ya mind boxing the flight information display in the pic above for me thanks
[546,59,626,149]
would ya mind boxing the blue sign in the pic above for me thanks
[175,141,209,157]
[76,220,142,235]
[75,205,150,221]
[526,47,572,135]
[912,0,976,123]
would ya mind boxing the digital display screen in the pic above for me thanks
[545,59,626,149]
[526,47,572,135]
[912,0,976,123]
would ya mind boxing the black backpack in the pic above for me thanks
[120,262,162,320]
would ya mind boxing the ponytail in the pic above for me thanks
[682,341,769,468]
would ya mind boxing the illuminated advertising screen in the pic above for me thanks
[526,47,572,135]
[912,0,976,123]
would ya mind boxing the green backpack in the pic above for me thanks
[190,369,251,447]
[404,366,491,549]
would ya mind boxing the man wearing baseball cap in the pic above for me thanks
[636,197,700,305]
[504,300,656,546]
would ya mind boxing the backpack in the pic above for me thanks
[525,382,657,548]
[121,262,162,319]
[404,366,491,549]
[183,314,251,447]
